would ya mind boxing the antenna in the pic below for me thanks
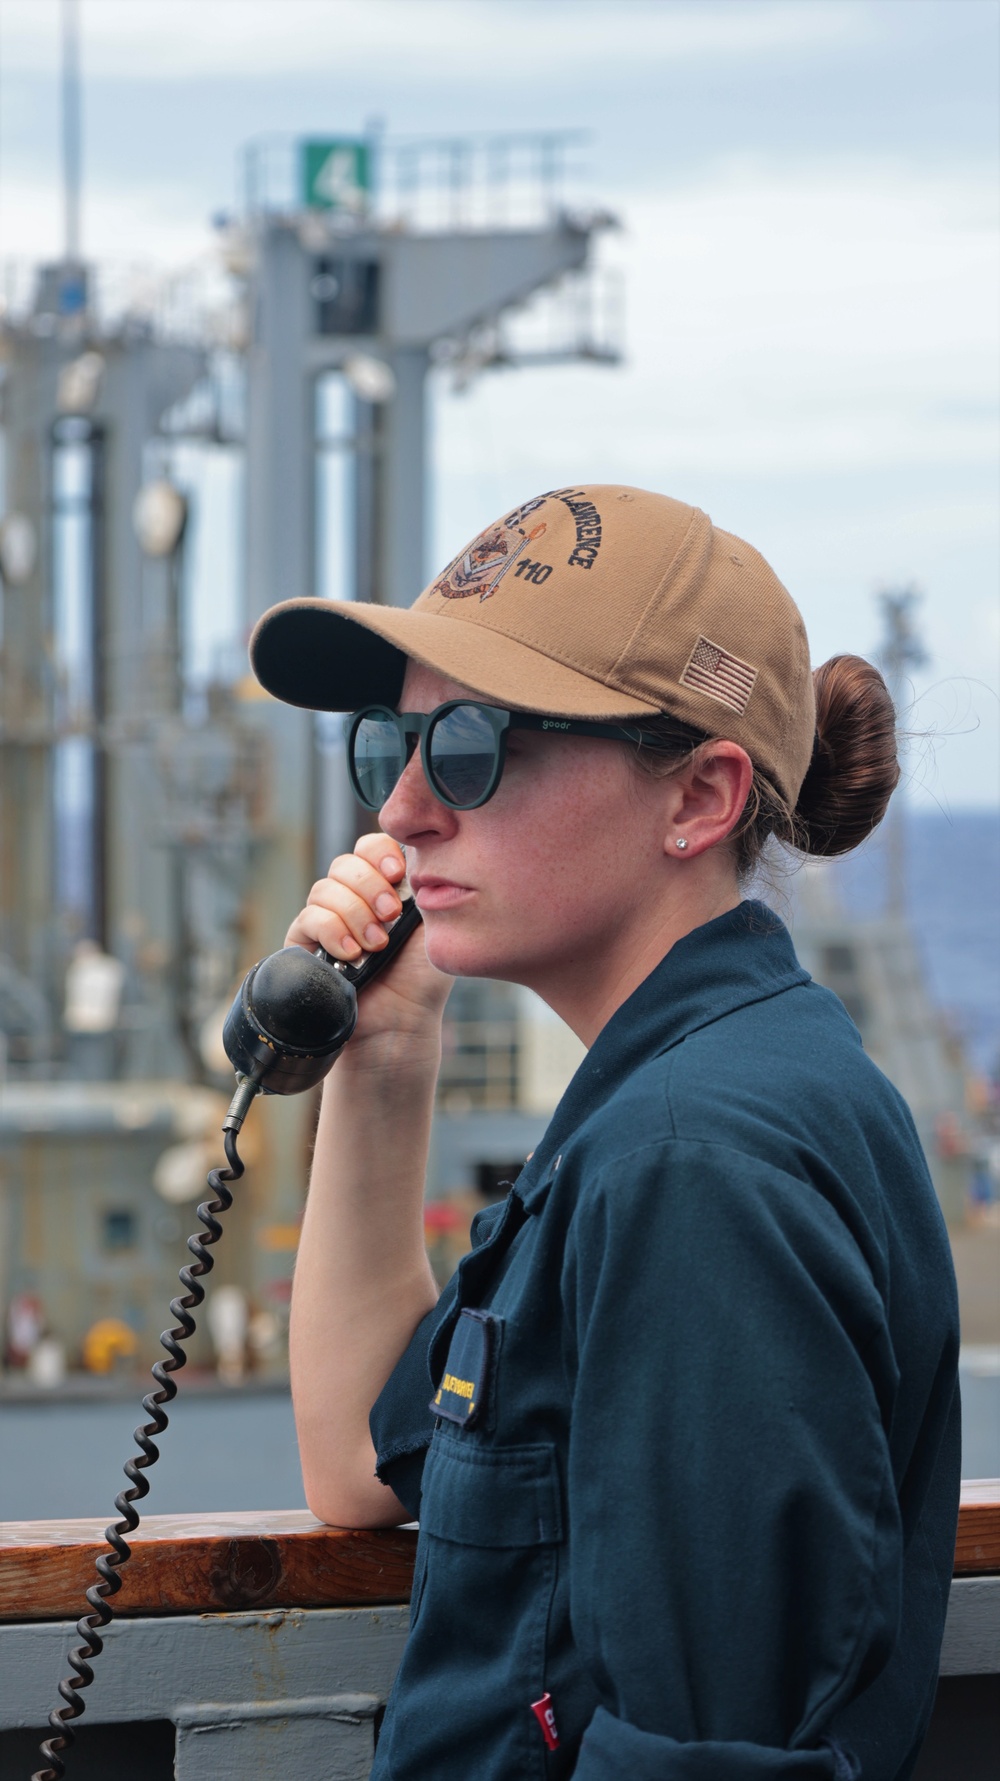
[61,0,82,262]
[878,586,928,704]
[877,586,929,918]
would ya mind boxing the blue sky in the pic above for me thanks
[1,0,998,806]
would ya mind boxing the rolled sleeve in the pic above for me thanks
[369,1199,510,1517]
[369,1278,458,1519]
[561,1139,901,1763]
[576,1709,860,1779]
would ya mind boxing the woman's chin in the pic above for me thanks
[422,935,492,980]
[421,923,520,983]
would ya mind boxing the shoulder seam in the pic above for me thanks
[579,1132,815,1184]
[650,971,816,1060]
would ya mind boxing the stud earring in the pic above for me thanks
[675,837,689,851]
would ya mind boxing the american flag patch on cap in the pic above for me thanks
[679,635,758,715]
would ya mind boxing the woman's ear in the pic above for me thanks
[663,742,754,860]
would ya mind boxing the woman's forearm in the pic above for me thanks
[289,1041,441,1527]
[281,834,451,1527]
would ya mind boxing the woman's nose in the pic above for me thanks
[379,747,457,844]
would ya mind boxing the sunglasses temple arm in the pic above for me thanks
[509,715,646,743]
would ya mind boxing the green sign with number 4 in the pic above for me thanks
[301,140,371,214]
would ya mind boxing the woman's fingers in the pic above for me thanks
[283,838,406,956]
[285,903,358,961]
[290,904,371,962]
[319,880,394,955]
[322,849,404,919]
[287,884,389,959]
[352,832,407,885]
[284,834,450,1048]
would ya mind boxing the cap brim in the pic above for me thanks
[250,599,661,720]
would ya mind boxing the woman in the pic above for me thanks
[250,488,960,1780]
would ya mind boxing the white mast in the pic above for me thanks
[877,587,928,918]
[61,0,82,263]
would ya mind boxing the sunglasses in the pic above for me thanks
[345,701,646,811]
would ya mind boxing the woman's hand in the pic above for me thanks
[285,834,451,1071]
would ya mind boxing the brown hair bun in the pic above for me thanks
[794,655,900,857]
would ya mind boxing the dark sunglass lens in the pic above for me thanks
[352,713,404,808]
[428,705,498,806]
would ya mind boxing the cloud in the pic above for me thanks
[425,155,999,803]
[0,6,994,803]
[0,171,213,267]
[1,0,872,82]
[433,160,999,483]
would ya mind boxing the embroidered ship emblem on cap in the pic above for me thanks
[680,635,758,715]
[431,498,549,603]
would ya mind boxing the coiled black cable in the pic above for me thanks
[32,1112,250,1781]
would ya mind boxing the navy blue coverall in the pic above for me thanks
[369,902,961,1779]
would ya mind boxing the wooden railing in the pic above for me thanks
[2,1481,996,1623]
[0,1510,417,1620]
[952,1478,1000,1576]
[0,1486,996,1781]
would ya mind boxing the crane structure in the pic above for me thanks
[0,124,622,1367]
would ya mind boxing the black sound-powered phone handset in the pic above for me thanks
[32,887,423,1781]
[222,881,423,1101]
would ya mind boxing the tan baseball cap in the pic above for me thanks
[250,485,815,806]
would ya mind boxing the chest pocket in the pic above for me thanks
[420,1436,564,1547]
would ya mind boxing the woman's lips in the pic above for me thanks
[410,877,474,912]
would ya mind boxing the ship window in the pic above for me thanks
[101,1208,137,1252]
[312,257,380,335]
